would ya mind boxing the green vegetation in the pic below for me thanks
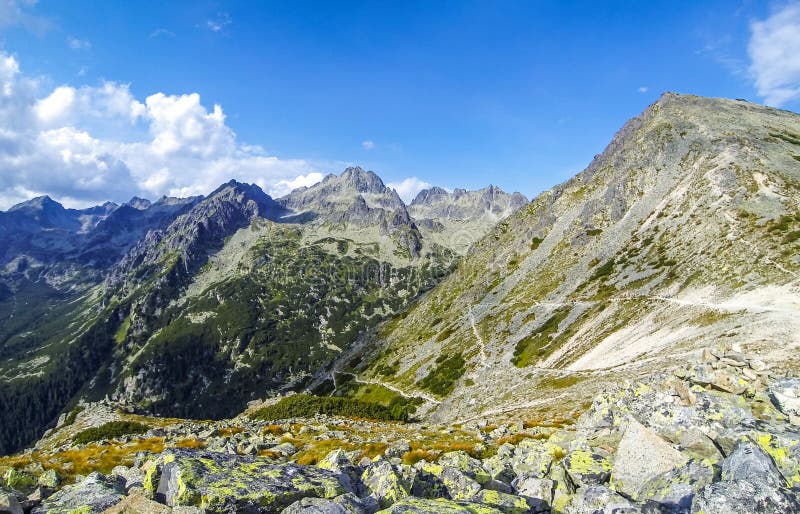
[114,315,131,344]
[530,237,543,251]
[417,352,466,396]
[512,307,571,367]
[336,382,422,420]
[590,258,615,281]
[250,394,410,422]
[73,421,150,445]
[586,229,603,236]
[63,406,85,427]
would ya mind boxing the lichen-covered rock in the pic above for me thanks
[637,460,716,513]
[481,446,516,485]
[690,478,800,514]
[0,488,24,514]
[690,440,800,513]
[611,416,688,497]
[374,497,502,513]
[509,440,560,479]
[563,486,642,514]
[510,476,553,506]
[362,460,410,508]
[317,449,365,496]
[437,452,491,486]
[281,492,374,514]
[562,450,611,488]
[37,470,59,490]
[32,472,125,514]
[102,492,171,514]
[417,463,482,501]
[152,449,344,513]
[721,441,786,488]
[470,489,544,514]
[768,378,800,417]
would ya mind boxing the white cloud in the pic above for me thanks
[268,172,324,198]
[206,12,231,33]
[0,0,50,33]
[748,3,800,106]
[637,86,648,93]
[361,139,375,150]
[0,51,324,209]
[67,37,91,50]
[149,28,176,39]
[387,177,431,203]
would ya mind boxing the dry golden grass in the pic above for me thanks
[261,424,285,436]
[497,432,547,445]
[174,438,206,449]
[0,437,165,485]
[401,448,441,465]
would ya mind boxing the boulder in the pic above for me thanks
[768,378,800,417]
[690,478,800,513]
[470,489,545,513]
[37,470,59,489]
[637,460,715,513]
[4,469,36,495]
[437,452,490,486]
[374,497,501,513]
[317,449,364,496]
[0,489,23,514]
[32,472,125,514]
[563,485,642,513]
[151,449,344,513]
[361,460,410,508]
[511,476,553,506]
[510,440,556,478]
[562,450,611,488]
[102,493,171,514]
[611,417,688,497]
[721,441,785,489]
[281,493,373,514]
[416,463,481,501]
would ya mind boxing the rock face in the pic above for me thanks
[408,186,527,255]
[356,92,800,423]
[32,473,125,514]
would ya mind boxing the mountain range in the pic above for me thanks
[0,167,525,455]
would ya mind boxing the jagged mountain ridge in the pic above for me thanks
[346,93,800,423]
[0,168,523,455]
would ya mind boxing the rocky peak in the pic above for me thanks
[410,186,450,206]
[125,197,152,210]
[339,166,386,194]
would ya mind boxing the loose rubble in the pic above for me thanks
[3,347,800,513]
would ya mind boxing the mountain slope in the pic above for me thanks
[348,93,800,422]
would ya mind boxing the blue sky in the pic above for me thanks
[0,0,799,208]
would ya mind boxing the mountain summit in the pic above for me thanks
[343,93,800,422]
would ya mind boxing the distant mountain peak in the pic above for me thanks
[8,195,61,212]
[126,197,152,210]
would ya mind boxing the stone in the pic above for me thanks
[384,441,411,460]
[509,440,555,478]
[511,476,554,506]
[102,493,171,514]
[437,452,491,485]
[768,378,800,417]
[152,449,344,512]
[374,497,501,513]
[318,449,364,496]
[417,462,481,501]
[471,489,545,513]
[690,478,800,513]
[562,449,612,488]
[37,470,59,489]
[32,472,125,514]
[281,493,372,514]
[361,460,410,508]
[612,417,688,497]
[637,459,716,513]
[564,485,642,513]
[0,489,23,514]
[722,441,785,489]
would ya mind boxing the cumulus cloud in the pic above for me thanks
[67,37,91,50]
[206,12,231,33]
[637,86,648,93]
[748,3,800,106]
[387,177,431,203]
[361,139,375,150]
[0,52,324,209]
[0,0,50,33]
